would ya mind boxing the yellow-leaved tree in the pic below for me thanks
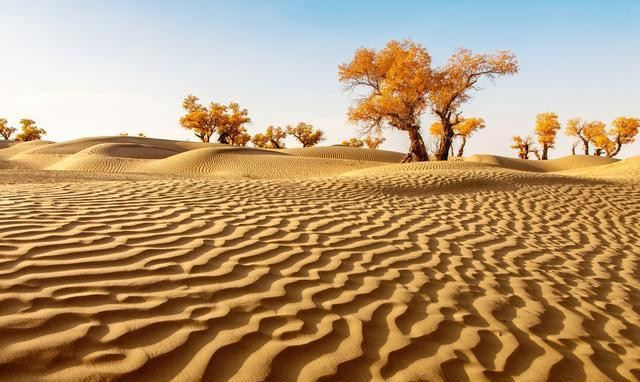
[565,118,609,155]
[217,102,251,146]
[339,39,517,162]
[534,112,561,160]
[339,40,432,161]
[179,95,251,145]
[428,49,517,160]
[341,138,364,147]
[15,119,46,141]
[608,117,640,157]
[252,126,287,149]
[511,135,539,159]
[429,117,485,157]
[0,118,17,140]
[286,122,325,147]
[363,135,385,149]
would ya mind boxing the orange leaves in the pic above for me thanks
[341,138,364,147]
[362,135,385,149]
[15,119,45,141]
[179,94,251,145]
[0,118,17,140]
[455,117,485,137]
[252,126,287,149]
[534,112,561,147]
[611,117,640,145]
[339,40,432,134]
[286,122,325,147]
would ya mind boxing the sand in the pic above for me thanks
[1,137,639,381]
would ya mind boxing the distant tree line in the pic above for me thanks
[511,113,639,160]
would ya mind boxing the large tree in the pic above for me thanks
[339,40,432,161]
[340,40,517,162]
[15,119,46,141]
[286,122,325,147]
[534,112,561,160]
[565,118,608,155]
[429,49,517,160]
[0,118,17,140]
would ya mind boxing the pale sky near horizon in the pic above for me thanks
[1,0,639,157]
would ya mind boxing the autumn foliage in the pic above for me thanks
[430,117,485,157]
[339,39,517,162]
[179,95,251,145]
[15,119,46,141]
[511,135,539,159]
[341,138,364,147]
[363,135,385,149]
[286,122,325,147]
[0,118,17,140]
[534,112,561,160]
[252,126,287,149]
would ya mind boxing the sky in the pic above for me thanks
[1,0,639,157]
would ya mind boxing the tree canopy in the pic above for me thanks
[15,119,46,141]
[286,122,325,147]
[0,118,17,140]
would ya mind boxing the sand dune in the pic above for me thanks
[1,137,639,381]
[466,154,618,172]
[282,146,405,163]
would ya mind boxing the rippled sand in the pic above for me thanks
[1,137,639,381]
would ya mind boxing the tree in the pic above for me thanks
[217,102,252,146]
[180,95,226,142]
[511,135,538,159]
[339,40,517,162]
[15,119,46,141]
[286,122,325,147]
[339,40,432,162]
[429,117,485,157]
[428,48,518,160]
[454,117,485,157]
[534,112,561,160]
[363,135,385,149]
[0,118,17,140]
[608,117,640,157]
[341,138,364,147]
[252,126,287,149]
[565,118,608,155]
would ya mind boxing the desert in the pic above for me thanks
[2,1,640,381]
[1,136,639,381]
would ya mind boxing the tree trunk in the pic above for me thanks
[571,143,576,156]
[541,144,549,160]
[401,128,429,162]
[532,149,541,160]
[608,136,622,157]
[434,119,454,160]
[581,137,589,155]
[457,136,467,157]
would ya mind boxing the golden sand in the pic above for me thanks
[1,137,639,381]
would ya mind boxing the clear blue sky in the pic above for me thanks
[1,0,639,157]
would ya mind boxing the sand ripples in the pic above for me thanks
[1,170,640,381]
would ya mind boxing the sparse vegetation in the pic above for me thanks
[286,122,325,147]
[252,126,287,149]
[180,94,251,145]
[0,118,17,140]
[15,119,46,141]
